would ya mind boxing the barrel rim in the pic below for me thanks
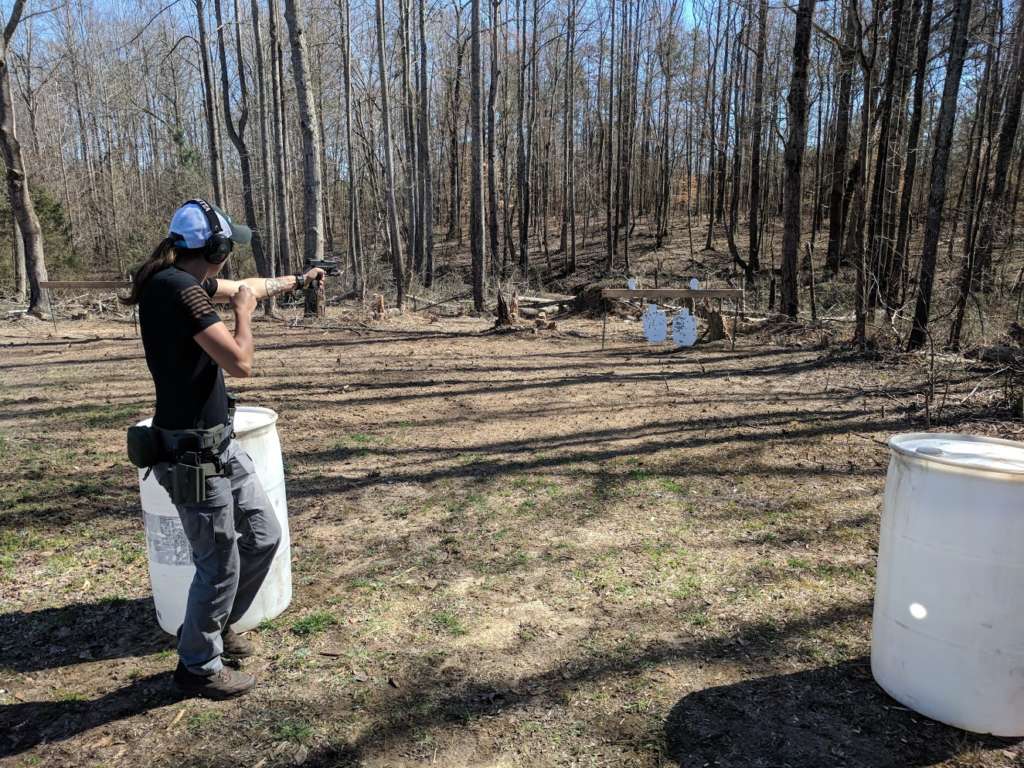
[135,405,279,434]
[889,432,1024,477]
[233,405,279,437]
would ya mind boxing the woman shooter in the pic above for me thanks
[123,199,326,699]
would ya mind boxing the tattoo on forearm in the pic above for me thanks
[263,277,292,297]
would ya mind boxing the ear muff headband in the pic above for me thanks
[180,198,234,264]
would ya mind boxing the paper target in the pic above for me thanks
[627,277,638,290]
[689,277,700,290]
[642,304,668,343]
[672,308,698,347]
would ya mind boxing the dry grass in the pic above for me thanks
[0,298,1021,767]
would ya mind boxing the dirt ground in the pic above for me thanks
[1,305,1023,768]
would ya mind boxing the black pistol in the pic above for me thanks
[304,259,342,277]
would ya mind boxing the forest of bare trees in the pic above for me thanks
[1,0,1022,351]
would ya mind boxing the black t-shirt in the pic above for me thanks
[139,266,229,430]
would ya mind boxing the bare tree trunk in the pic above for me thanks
[515,0,530,279]
[470,0,486,309]
[487,0,500,279]
[826,0,856,276]
[316,65,335,260]
[712,8,730,232]
[251,0,277,302]
[748,0,767,274]
[417,0,434,287]
[970,7,1024,288]
[620,0,641,274]
[340,0,364,296]
[851,65,871,347]
[726,11,750,280]
[268,0,293,278]
[399,0,419,281]
[947,7,998,350]
[654,1,676,250]
[779,0,816,319]
[446,13,466,242]
[559,7,570,256]
[702,3,722,252]
[195,0,225,207]
[865,0,908,310]
[890,0,933,307]
[566,0,577,272]
[1,2,48,316]
[376,0,406,308]
[283,0,326,273]
[215,0,272,312]
[605,0,615,272]
[12,214,25,301]
[612,0,629,260]
[907,0,973,350]
[527,0,540,272]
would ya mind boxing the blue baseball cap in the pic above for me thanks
[168,200,252,250]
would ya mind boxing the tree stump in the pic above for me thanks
[495,289,517,326]
[303,279,325,318]
[703,310,732,342]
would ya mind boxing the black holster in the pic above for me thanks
[167,451,221,505]
[157,416,235,506]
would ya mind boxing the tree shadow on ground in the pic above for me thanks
[286,603,874,766]
[287,407,902,500]
[663,658,1017,768]
[0,672,180,758]
[0,597,168,674]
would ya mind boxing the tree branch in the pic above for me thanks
[3,0,28,48]
[117,0,187,52]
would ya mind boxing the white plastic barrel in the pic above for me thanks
[872,433,1024,736]
[138,406,292,635]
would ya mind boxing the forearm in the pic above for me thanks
[232,312,255,375]
[240,275,301,300]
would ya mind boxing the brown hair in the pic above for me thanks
[120,237,177,306]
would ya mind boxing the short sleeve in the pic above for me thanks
[202,278,218,297]
[177,283,222,335]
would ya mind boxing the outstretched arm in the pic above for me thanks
[208,268,326,303]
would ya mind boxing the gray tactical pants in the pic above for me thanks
[155,440,281,675]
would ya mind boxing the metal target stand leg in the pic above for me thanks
[45,289,58,335]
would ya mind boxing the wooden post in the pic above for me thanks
[732,296,739,351]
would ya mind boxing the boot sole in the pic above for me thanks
[174,680,254,700]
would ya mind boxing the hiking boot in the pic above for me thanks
[173,663,255,700]
[221,628,254,659]
[174,626,255,658]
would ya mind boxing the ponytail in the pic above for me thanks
[121,237,177,306]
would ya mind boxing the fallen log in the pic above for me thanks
[965,346,1024,365]
[518,294,573,307]
[408,292,471,311]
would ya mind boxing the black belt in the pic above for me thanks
[154,420,233,457]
